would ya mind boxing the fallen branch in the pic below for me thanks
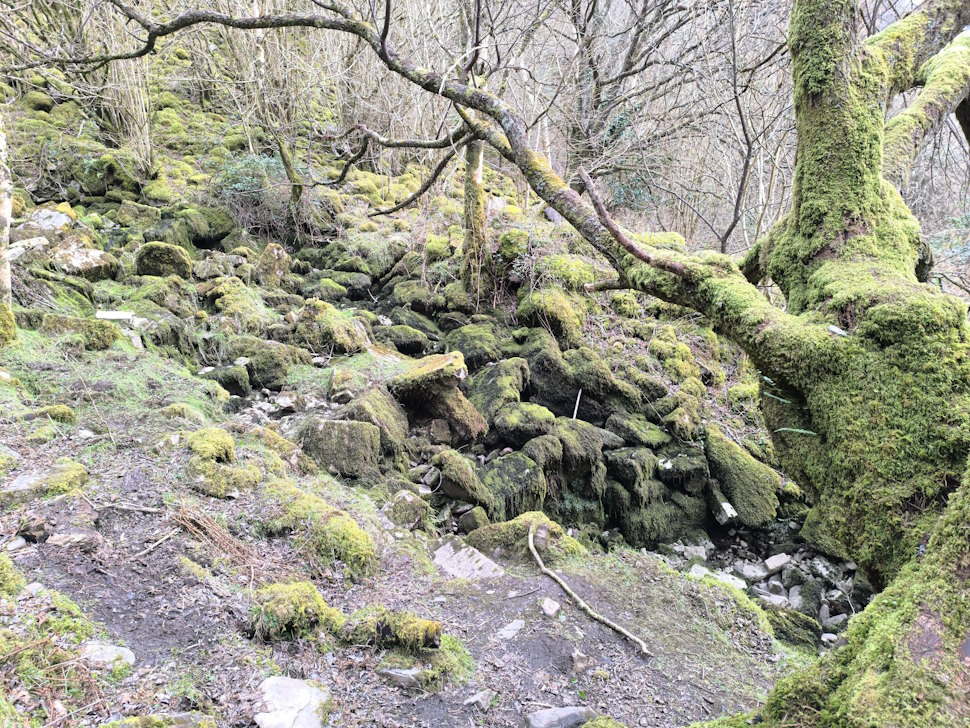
[527,519,653,658]
[131,527,179,560]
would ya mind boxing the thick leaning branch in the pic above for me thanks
[865,0,970,97]
[883,31,970,186]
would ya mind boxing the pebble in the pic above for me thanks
[540,598,561,618]
[463,688,496,711]
[495,619,525,640]
[81,641,136,668]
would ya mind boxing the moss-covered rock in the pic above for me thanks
[130,275,197,318]
[458,506,490,532]
[605,412,671,449]
[186,456,260,498]
[481,453,547,521]
[464,357,530,424]
[135,241,192,278]
[257,243,291,286]
[263,477,378,578]
[382,489,431,529]
[705,425,779,527]
[186,427,235,463]
[433,449,495,511]
[0,305,15,348]
[40,314,120,350]
[200,365,250,397]
[299,417,381,477]
[493,402,556,447]
[467,511,585,564]
[228,335,312,390]
[516,288,585,347]
[390,352,487,444]
[42,457,89,495]
[338,385,409,459]
[445,324,500,370]
[375,324,428,355]
[763,605,821,650]
[248,581,346,640]
[159,402,206,424]
[0,554,25,596]
[293,300,369,354]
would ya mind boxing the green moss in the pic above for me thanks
[24,90,54,112]
[516,288,585,347]
[249,581,346,640]
[763,605,822,650]
[43,457,88,495]
[263,478,378,579]
[40,314,120,350]
[605,412,671,449]
[445,324,500,370]
[135,241,192,278]
[705,425,779,527]
[343,606,442,650]
[142,173,178,204]
[493,402,556,447]
[293,300,369,354]
[433,449,496,511]
[299,418,381,478]
[100,714,217,727]
[27,404,76,423]
[538,254,606,291]
[130,275,197,318]
[199,276,275,334]
[186,455,259,497]
[229,335,312,390]
[0,304,16,348]
[0,554,25,596]
[339,385,409,458]
[467,511,585,563]
[186,427,235,463]
[115,201,161,228]
[465,357,530,423]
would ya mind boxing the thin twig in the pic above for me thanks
[131,527,179,560]
[527,520,653,658]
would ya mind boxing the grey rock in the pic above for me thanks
[377,668,422,689]
[495,619,525,640]
[254,676,331,728]
[81,641,135,668]
[764,552,791,574]
[433,537,505,580]
[521,706,597,728]
[733,561,769,584]
[683,545,707,561]
[540,598,561,618]
[0,472,47,508]
[463,688,496,711]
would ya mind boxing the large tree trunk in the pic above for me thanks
[461,139,491,309]
[0,110,14,347]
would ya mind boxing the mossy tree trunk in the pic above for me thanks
[0,109,14,346]
[461,139,491,309]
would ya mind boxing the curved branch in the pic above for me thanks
[865,0,970,97]
[368,135,472,217]
[884,31,970,186]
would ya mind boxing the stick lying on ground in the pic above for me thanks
[527,519,653,658]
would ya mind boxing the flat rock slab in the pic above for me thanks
[521,706,597,728]
[81,641,135,667]
[1,472,47,508]
[495,619,525,640]
[433,537,505,580]
[254,676,331,728]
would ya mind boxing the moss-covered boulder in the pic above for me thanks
[763,605,822,650]
[200,365,250,397]
[481,452,546,521]
[390,352,487,444]
[40,314,120,350]
[516,288,585,347]
[135,241,192,278]
[463,357,530,424]
[493,402,556,447]
[228,336,312,390]
[293,300,369,354]
[382,489,431,529]
[605,412,672,449]
[445,324,501,370]
[433,449,496,511]
[705,425,779,527]
[130,275,197,318]
[257,243,291,287]
[263,477,378,578]
[249,581,346,640]
[300,417,381,477]
[338,385,409,459]
[186,456,260,498]
[467,511,585,564]
[186,427,235,463]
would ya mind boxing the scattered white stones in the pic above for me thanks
[433,537,505,580]
[253,676,331,728]
[521,706,597,728]
[81,641,135,668]
[540,598,561,618]
[495,619,525,640]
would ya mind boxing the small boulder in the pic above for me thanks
[521,706,597,728]
[136,241,192,278]
[300,418,381,477]
[254,676,331,728]
[81,641,135,668]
